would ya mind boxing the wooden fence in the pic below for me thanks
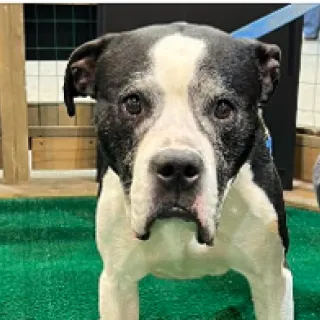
[0,4,96,184]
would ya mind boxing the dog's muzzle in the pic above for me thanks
[134,148,214,246]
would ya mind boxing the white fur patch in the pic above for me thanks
[234,163,278,223]
[151,33,205,102]
[281,267,294,319]
[129,34,219,238]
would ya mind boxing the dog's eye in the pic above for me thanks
[214,100,234,119]
[122,94,142,115]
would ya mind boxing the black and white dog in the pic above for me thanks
[63,22,293,320]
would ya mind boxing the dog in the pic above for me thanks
[63,22,293,320]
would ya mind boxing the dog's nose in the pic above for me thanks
[151,149,203,190]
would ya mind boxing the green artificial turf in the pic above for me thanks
[0,197,319,319]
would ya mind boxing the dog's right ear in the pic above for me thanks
[63,34,117,117]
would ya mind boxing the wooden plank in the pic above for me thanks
[0,4,29,183]
[32,157,96,170]
[297,127,320,137]
[0,138,3,168]
[296,133,320,148]
[0,177,97,199]
[32,137,96,151]
[31,137,96,170]
[58,104,76,126]
[29,126,95,137]
[39,104,59,126]
[294,134,320,182]
[32,149,95,161]
[28,106,40,126]
[294,145,319,182]
[76,104,93,126]
[283,180,320,213]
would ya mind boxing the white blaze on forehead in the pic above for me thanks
[130,33,219,239]
[150,33,206,100]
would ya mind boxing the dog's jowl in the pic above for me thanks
[64,22,293,320]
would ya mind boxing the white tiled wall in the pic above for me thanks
[25,61,66,103]
[25,60,95,104]
[297,39,320,128]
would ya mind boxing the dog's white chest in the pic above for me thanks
[141,220,229,279]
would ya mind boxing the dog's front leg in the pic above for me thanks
[99,270,139,320]
[246,266,294,320]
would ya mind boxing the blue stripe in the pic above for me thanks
[231,4,320,39]
[266,137,272,154]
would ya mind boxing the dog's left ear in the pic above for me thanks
[254,41,281,106]
[63,33,118,117]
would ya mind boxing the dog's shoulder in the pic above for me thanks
[244,128,289,254]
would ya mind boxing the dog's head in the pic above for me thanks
[64,22,281,246]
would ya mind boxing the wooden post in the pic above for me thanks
[0,4,29,184]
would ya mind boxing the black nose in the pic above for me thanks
[151,149,203,190]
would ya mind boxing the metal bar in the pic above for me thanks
[0,4,30,183]
[25,19,96,23]
[27,47,75,50]
[231,4,320,39]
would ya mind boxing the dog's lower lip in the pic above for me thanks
[135,231,150,241]
[158,205,194,220]
[171,206,187,214]
[197,231,214,246]
[135,205,214,246]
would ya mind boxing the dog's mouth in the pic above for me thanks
[135,205,214,246]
